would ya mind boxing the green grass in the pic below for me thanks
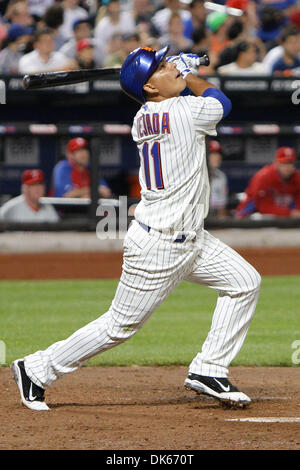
[1,276,299,367]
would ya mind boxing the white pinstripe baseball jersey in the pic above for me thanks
[132,95,224,233]
[19,88,261,406]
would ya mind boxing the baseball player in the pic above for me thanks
[12,47,261,411]
[52,137,111,198]
[208,140,228,218]
[0,169,59,223]
[236,147,300,218]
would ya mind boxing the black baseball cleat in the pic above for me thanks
[11,359,49,411]
[184,373,251,408]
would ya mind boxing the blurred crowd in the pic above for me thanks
[0,0,299,76]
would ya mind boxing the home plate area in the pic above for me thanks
[1,366,300,450]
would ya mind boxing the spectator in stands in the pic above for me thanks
[52,137,111,198]
[225,0,259,37]
[0,22,33,73]
[184,0,207,41]
[131,0,158,46]
[205,11,232,56]
[0,21,8,47]
[262,42,283,73]
[102,31,122,64]
[259,0,298,17]
[104,32,140,67]
[27,0,55,21]
[159,12,193,55]
[18,27,72,74]
[214,19,245,69]
[290,10,300,30]
[131,0,155,26]
[215,15,266,69]
[94,0,136,49]
[72,37,96,69]
[217,39,268,75]
[256,6,285,50]
[271,25,300,75]
[58,17,100,63]
[59,0,89,42]
[0,169,59,222]
[208,140,228,218]
[191,25,210,56]
[4,0,35,28]
[235,147,300,218]
[262,25,300,73]
[151,0,191,36]
[41,3,65,50]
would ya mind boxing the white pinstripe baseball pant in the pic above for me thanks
[24,220,261,388]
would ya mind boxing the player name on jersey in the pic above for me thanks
[137,112,170,139]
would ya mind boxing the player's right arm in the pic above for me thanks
[185,73,232,119]
[184,74,217,95]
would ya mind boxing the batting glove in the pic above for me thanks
[166,53,192,79]
[166,53,201,77]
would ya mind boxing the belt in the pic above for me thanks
[139,221,186,243]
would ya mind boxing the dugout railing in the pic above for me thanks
[0,75,299,231]
[0,120,300,231]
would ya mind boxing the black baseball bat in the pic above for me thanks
[197,54,210,67]
[23,55,210,90]
[23,67,121,90]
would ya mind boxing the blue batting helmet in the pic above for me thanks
[120,45,169,104]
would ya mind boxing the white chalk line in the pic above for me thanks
[226,417,300,423]
[254,397,291,401]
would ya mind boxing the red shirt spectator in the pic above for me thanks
[236,147,300,218]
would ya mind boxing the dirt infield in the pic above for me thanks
[1,366,299,450]
[1,247,300,279]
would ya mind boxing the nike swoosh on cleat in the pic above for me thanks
[214,378,230,392]
[28,383,37,401]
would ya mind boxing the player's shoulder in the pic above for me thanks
[54,159,71,172]
[163,95,205,113]
[2,194,24,208]
[19,50,36,64]
[42,203,58,216]
[178,93,217,108]
[254,164,277,181]
[0,195,24,214]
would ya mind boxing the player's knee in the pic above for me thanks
[234,264,261,295]
[107,322,139,343]
[248,266,261,293]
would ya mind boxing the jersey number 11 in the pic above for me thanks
[142,141,164,190]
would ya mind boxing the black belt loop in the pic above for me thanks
[138,221,150,233]
[175,235,186,243]
[138,221,186,243]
